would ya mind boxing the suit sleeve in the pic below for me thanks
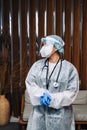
[25,62,49,106]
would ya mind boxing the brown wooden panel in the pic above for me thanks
[0,0,1,12]
[38,0,46,58]
[72,0,80,74]
[64,0,71,61]
[47,0,55,35]
[21,0,28,92]
[56,0,63,37]
[1,1,10,96]
[0,0,1,34]
[0,0,4,30]
[29,0,36,66]
[3,0,10,27]
[0,0,1,28]
[81,0,87,90]
[12,0,20,116]
[12,0,20,89]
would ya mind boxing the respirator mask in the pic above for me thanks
[40,43,53,58]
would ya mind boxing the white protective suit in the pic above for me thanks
[25,58,79,130]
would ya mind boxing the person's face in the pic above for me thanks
[41,42,57,54]
[40,42,58,58]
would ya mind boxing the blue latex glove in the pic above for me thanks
[40,93,51,106]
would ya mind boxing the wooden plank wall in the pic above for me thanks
[0,0,87,116]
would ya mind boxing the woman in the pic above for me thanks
[25,35,79,130]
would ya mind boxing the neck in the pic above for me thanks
[49,52,60,63]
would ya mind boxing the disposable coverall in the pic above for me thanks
[26,58,79,130]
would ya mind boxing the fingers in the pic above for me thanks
[40,93,51,106]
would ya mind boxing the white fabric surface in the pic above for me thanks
[73,90,87,104]
[73,104,87,121]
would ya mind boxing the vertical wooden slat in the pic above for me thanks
[12,0,20,116]
[38,0,46,55]
[21,0,28,92]
[9,0,14,115]
[0,0,4,31]
[3,0,10,93]
[3,0,10,27]
[81,0,87,90]
[72,0,80,73]
[64,0,71,61]
[56,0,63,37]
[29,0,36,66]
[0,1,1,29]
[47,0,54,35]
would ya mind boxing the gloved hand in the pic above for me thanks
[40,93,51,106]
